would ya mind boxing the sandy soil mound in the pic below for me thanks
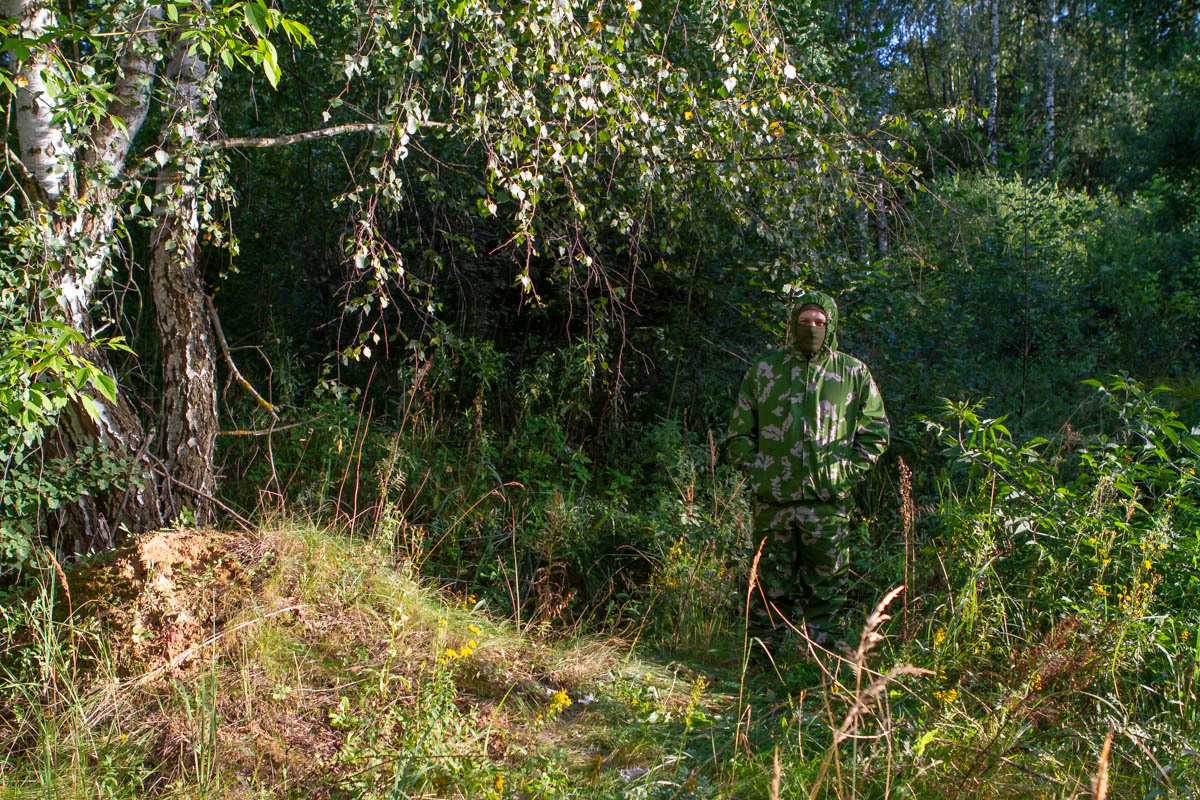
[65,528,274,679]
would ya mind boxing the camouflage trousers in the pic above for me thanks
[749,501,851,648]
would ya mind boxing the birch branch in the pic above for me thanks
[217,119,451,149]
[216,122,392,148]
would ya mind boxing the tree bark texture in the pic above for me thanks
[149,36,220,523]
[44,363,163,553]
[988,0,1001,164]
[4,0,71,199]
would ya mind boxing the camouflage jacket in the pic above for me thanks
[727,292,890,507]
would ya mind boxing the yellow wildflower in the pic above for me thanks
[548,689,572,716]
[933,688,958,704]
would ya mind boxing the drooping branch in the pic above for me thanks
[205,293,278,418]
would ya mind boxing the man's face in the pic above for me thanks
[797,307,827,328]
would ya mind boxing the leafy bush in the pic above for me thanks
[892,376,1200,795]
[848,174,1200,440]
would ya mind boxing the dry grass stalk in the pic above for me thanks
[770,745,782,800]
[806,586,932,800]
[834,664,932,746]
[736,536,770,758]
[899,458,915,537]
[1092,729,1113,800]
[852,585,905,679]
[44,547,72,613]
[805,664,932,800]
[899,457,914,634]
[745,535,767,619]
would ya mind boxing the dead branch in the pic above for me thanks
[205,293,278,419]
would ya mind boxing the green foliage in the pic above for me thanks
[891,377,1200,794]
[0,207,137,566]
[838,173,1200,445]
[214,0,903,388]
[0,0,321,563]
[6,0,1200,793]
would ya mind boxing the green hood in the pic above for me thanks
[727,286,891,506]
[789,291,839,354]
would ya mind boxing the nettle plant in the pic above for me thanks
[926,375,1199,668]
[912,377,1199,789]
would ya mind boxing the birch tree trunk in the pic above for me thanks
[6,0,71,200]
[149,35,220,523]
[987,0,1001,165]
[1043,0,1058,173]
[5,0,167,548]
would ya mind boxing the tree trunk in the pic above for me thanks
[919,28,935,109]
[149,35,220,524]
[39,192,167,553]
[1043,0,1057,173]
[4,0,72,199]
[6,0,167,550]
[45,365,164,554]
[987,0,1001,164]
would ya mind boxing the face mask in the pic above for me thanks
[793,324,826,358]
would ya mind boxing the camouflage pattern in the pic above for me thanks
[728,291,889,644]
[751,503,851,645]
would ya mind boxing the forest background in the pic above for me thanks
[2,0,1200,797]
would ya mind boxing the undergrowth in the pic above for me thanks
[1,378,1198,798]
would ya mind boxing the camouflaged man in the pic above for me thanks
[727,291,890,648]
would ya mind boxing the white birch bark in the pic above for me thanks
[86,4,163,172]
[987,0,1001,165]
[4,0,72,199]
[1043,0,1057,172]
[5,0,168,546]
